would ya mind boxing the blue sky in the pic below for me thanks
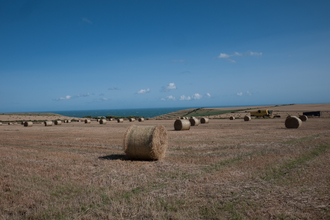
[1,0,330,112]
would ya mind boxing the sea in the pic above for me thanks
[49,107,195,118]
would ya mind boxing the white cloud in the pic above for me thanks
[206,93,211,98]
[137,88,150,94]
[179,95,191,101]
[161,95,176,101]
[82,18,92,24]
[75,93,90,98]
[55,95,71,101]
[218,51,262,62]
[162,83,177,92]
[246,91,252,96]
[102,98,108,101]
[237,92,243,96]
[218,53,231,59]
[193,93,202,100]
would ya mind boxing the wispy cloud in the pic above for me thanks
[246,91,252,96]
[108,87,119,90]
[55,95,71,101]
[179,95,191,101]
[218,51,262,62]
[237,92,243,96]
[82,18,92,24]
[171,59,185,63]
[137,88,150,94]
[161,83,177,92]
[206,93,211,98]
[192,93,202,100]
[161,95,176,101]
[54,93,90,101]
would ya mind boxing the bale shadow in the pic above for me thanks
[99,154,127,161]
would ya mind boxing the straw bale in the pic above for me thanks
[85,119,91,124]
[67,120,71,123]
[8,122,12,125]
[99,119,107,124]
[0,122,2,126]
[285,116,302,129]
[55,120,62,125]
[200,118,209,124]
[189,118,200,126]
[24,121,33,127]
[44,121,53,126]
[174,119,191,131]
[129,118,136,122]
[117,118,124,123]
[124,125,168,160]
[230,116,235,120]
[138,118,145,122]
[299,115,308,122]
[244,116,251,121]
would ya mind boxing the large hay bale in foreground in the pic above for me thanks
[129,118,135,122]
[244,116,251,121]
[85,119,91,124]
[200,117,209,124]
[230,116,235,120]
[174,119,191,130]
[100,119,107,124]
[299,115,308,122]
[189,118,200,126]
[24,121,33,127]
[138,118,145,122]
[55,120,62,125]
[44,121,53,126]
[124,125,168,160]
[117,118,124,123]
[67,120,71,123]
[285,116,302,129]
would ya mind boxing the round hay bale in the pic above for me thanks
[117,118,124,123]
[299,115,308,122]
[97,119,100,122]
[200,117,209,124]
[0,122,2,126]
[285,116,302,129]
[174,119,191,131]
[24,121,33,127]
[44,121,53,126]
[230,116,235,120]
[244,116,251,121]
[138,118,145,122]
[99,119,107,124]
[67,120,71,123]
[129,118,135,122]
[8,122,12,125]
[84,119,91,124]
[189,118,200,126]
[55,120,62,125]
[123,125,168,160]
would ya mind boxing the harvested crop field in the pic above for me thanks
[1,117,330,219]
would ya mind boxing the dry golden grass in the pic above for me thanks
[0,118,330,219]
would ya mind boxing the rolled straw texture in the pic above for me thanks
[24,121,33,127]
[100,119,107,124]
[55,120,62,125]
[174,119,191,131]
[0,122,2,126]
[44,121,53,126]
[230,116,235,120]
[299,115,308,122]
[200,118,209,124]
[124,125,168,160]
[285,116,302,129]
[129,118,136,122]
[8,122,12,125]
[244,116,251,121]
[85,119,91,124]
[117,118,124,123]
[138,118,145,122]
[189,118,200,126]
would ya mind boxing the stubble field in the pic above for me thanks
[0,117,329,219]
